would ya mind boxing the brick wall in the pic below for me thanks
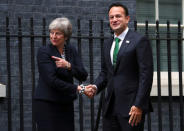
[0,1,136,131]
[1,1,180,131]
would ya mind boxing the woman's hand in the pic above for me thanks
[77,85,97,98]
[51,56,71,69]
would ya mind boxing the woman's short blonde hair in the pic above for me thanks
[49,17,72,38]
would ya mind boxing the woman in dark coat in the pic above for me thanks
[33,17,88,131]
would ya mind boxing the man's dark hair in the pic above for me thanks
[108,3,129,16]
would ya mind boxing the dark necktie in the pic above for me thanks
[113,37,120,66]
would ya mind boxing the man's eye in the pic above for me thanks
[109,16,114,19]
[116,15,121,18]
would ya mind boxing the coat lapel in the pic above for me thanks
[114,30,132,71]
[49,44,61,58]
[106,38,114,72]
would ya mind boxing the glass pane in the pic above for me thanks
[136,0,155,23]
[159,0,182,24]
[136,0,183,71]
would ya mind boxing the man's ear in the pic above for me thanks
[126,16,130,23]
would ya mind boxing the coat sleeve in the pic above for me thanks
[134,36,153,112]
[69,46,88,82]
[37,47,77,94]
[94,45,108,94]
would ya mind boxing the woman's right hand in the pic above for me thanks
[51,56,71,69]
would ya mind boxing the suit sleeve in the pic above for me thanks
[69,46,88,82]
[134,36,153,112]
[94,46,108,94]
[37,47,77,94]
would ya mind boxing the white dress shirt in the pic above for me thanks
[93,27,129,92]
[110,27,129,64]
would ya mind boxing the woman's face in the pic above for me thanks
[50,29,66,47]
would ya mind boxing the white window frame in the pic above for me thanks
[137,0,184,96]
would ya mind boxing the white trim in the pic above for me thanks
[155,0,159,21]
[137,23,184,28]
[151,72,184,96]
[0,84,6,97]
[182,0,184,24]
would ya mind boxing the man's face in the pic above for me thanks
[109,6,130,36]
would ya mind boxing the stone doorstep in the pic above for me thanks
[151,72,184,96]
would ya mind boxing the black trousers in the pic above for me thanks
[103,113,145,131]
[103,92,145,131]
[33,99,74,131]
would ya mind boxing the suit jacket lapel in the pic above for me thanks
[50,44,62,58]
[106,38,114,72]
[115,30,132,71]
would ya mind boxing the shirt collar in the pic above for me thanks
[114,27,129,41]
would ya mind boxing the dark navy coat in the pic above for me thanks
[95,30,153,117]
[34,43,88,103]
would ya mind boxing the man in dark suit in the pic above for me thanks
[85,3,153,131]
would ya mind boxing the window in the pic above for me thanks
[136,0,183,96]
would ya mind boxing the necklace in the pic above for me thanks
[61,45,66,59]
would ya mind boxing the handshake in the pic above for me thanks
[77,84,97,98]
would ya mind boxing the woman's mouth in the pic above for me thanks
[52,40,57,43]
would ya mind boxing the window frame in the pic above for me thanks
[136,0,184,96]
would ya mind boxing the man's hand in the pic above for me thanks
[51,56,70,69]
[129,106,142,126]
[84,84,97,98]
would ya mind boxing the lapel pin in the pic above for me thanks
[126,40,130,44]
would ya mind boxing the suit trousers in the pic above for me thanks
[103,93,145,131]
[103,114,145,131]
[33,99,74,131]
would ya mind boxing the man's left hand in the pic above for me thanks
[129,105,142,126]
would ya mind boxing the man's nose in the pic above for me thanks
[112,17,118,21]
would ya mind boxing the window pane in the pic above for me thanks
[136,0,183,71]
[136,0,155,23]
[159,0,182,24]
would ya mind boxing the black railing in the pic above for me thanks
[5,17,12,131]
[156,20,162,131]
[0,17,183,131]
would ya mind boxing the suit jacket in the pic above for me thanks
[34,43,88,103]
[95,29,153,117]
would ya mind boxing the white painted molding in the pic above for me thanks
[0,84,6,97]
[151,72,184,96]
[137,23,184,28]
